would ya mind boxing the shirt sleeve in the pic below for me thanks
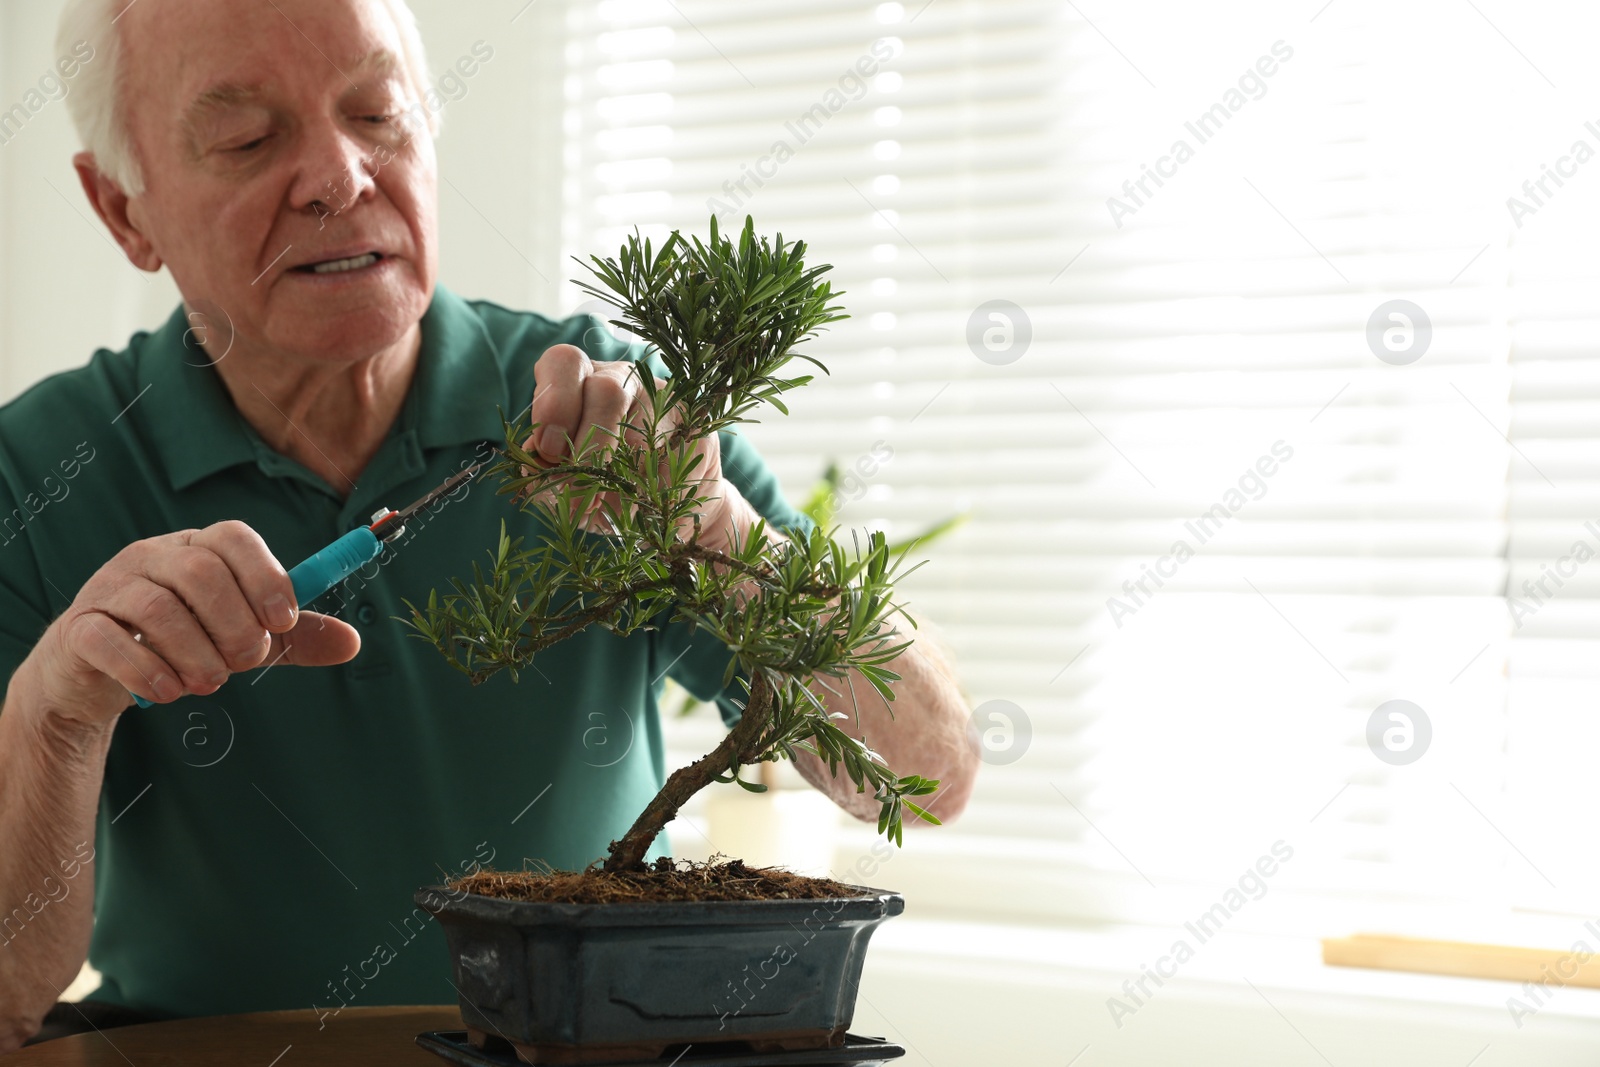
[653,428,817,730]
[0,449,65,722]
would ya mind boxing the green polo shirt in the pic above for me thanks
[0,285,814,1020]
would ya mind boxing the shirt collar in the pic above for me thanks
[138,284,512,493]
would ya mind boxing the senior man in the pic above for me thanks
[0,0,978,1050]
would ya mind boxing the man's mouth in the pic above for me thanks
[291,252,384,275]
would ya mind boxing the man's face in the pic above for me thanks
[118,0,437,363]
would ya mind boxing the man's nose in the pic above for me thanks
[290,120,377,216]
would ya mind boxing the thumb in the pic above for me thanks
[265,611,362,668]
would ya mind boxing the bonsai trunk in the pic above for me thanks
[604,668,775,872]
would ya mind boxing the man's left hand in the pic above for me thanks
[521,344,754,551]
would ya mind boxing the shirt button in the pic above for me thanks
[356,604,378,625]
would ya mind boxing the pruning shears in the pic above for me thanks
[130,450,512,708]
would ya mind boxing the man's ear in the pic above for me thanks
[72,151,161,272]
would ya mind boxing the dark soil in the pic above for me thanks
[444,856,869,904]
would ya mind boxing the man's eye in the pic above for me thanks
[230,135,270,153]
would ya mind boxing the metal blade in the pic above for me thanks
[387,450,503,526]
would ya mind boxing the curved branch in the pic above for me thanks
[603,669,776,870]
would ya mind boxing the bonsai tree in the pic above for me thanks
[671,461,970,727]
[400,217,940,876]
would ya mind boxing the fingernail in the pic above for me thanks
[265,593,296,629]
[153,674,181,702]
[539,426,563,456]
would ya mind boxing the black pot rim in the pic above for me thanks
[414,881,905,927]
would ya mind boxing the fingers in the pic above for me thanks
[106,521,293,692]
[67,604,360,709]
[526,348,642,533]
[530,346,662,466]
[97,570,248,694]
[189,520,299,632]
[62,610,186,705]
[143,542,273,665]
[528,346,709,538]
[530,345,592,461]
[572,364,644,466]
[40,519,366,722]
[260,612,362,669]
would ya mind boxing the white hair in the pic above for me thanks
[57,0,440,197]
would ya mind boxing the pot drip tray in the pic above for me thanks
[415,1030,906,1067]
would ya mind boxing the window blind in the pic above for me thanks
[553,0,1600,938]
[1504,18,1600,919]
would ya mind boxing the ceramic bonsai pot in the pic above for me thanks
[414,882,905,1065]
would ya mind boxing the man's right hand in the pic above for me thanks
[25,520,362,727]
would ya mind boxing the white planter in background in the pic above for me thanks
[702,787,842,879]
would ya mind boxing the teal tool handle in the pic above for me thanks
[287,526,383,606]
[131,527,383,708]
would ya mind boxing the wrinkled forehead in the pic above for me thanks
[120,0,410,123]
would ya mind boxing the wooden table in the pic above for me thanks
[5,1005,465,1065]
